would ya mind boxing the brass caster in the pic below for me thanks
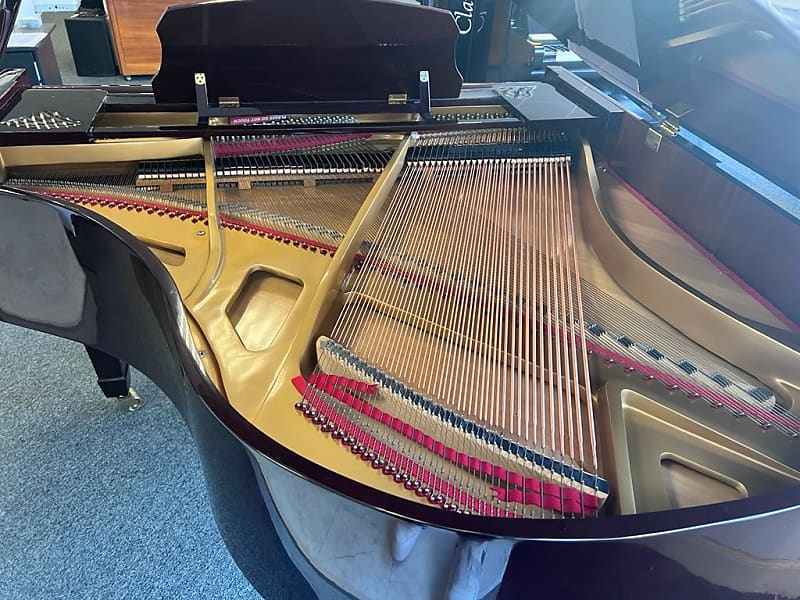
[117,387,142,412]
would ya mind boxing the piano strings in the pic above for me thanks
[211,134,395,253]
[297,129,607,518]
[7,132,798,454]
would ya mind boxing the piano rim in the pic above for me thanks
[5,186,800,542]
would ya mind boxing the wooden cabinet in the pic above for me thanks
[106,0,177,77]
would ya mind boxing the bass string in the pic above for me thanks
[557,160,580,475]
[310,141,428,467]
[537,157,551,514]
[315,130,599,514]
[360,149,447,480]
[547,157,563,513]
[543,156,556,469]
[524,153,536,491]
[508,143,523,512]
[422,153,492,510]
[360,131,500,510]
[564,162,598,477]
[553,159,572,474]
[450,154,499,510]
[379,153,468,497]
[346,139,466,496]
[424,137,506,510]
[410,156,463,493]
[552,158,573,512]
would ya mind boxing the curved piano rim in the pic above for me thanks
[4,185,799,543]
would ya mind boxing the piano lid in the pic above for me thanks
[0,1,21,60]
[152,0,463,105]
[525,0,800,198]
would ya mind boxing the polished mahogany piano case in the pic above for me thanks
[1,0,800,598]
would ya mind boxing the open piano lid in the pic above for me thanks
[151,0,463,104]
[526,0,800,198]
[0,1,20,59]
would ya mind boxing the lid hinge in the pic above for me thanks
[219,97,240,108]
[645,101,695,151]
[658,101,694,137]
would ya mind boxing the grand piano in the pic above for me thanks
[1,0,800,597]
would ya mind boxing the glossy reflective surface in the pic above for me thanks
[0,187,314,597]
[1,187,799,598]
[153,0,462,104]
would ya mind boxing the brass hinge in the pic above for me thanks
[646,101,695,151]
[219,96,240,108]
[658,101,694,137]
[388,93,408,105]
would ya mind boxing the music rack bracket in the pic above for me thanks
[418,70,432,118]
[195,72,262,125]
[193,70,437,127]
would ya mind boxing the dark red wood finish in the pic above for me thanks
[152,0,463,104]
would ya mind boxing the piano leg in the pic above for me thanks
[84,345,141,410]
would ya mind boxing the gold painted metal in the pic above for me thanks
[223,138,417,500]
[185,140,223,302]
[141,238,186,265]
[660,456,744,508]
[0,137,214,310]
[5,128,800,516]
[243,134,799,512]
[56,202,211,298]
[577,140,800,411]
[228,272,303,351]
[180,137,410,427]
[0,138,205,167]
[598,378,800,515]
[354,113,418,123]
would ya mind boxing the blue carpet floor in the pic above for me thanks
[0,322,268,599]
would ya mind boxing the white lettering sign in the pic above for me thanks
[453,1,487,36]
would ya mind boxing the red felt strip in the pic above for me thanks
[296,375,601,515]
[310,373,379,395]
[214,133,372,157]
[219,215,339,254]
[32,188,207,219]
[297,382,502,516]
[603,163,800,334]
[492,487,595,514]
